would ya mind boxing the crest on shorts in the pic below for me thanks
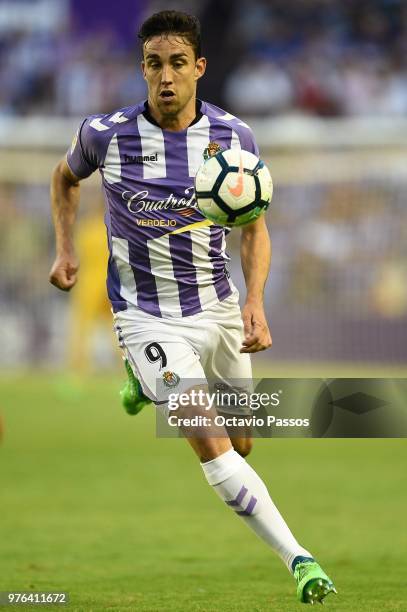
[203,141,223,160]
[163,371,180,388]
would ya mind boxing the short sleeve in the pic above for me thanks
[238,125,259,158]
[66,118,99,179]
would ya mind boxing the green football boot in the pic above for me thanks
[120,359,151,415]
[294,559,337,605]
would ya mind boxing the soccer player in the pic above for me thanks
[49,10,336,604]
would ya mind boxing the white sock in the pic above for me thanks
[201,448,312,572]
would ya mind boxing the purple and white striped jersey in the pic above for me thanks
[66,100,259,318]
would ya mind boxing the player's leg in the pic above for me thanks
[184,429,336,604]
[229,433,252,457]
[115,307,336,603]
[120,357,152,415]
[115,321,152,415]
[189,430,312,570]
[194,293,254,458]
[113,307,210,414]
[174,378,322,595]
[185,296,336,603]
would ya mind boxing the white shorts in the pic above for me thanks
[113,292,252,415]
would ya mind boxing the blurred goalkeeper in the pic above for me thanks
[49,9,336,605]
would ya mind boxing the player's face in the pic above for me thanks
[142,35,206,126]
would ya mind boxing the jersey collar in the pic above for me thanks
[142,100,203,129]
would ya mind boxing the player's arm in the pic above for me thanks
[49,158,82,291]
[239,215,272,353]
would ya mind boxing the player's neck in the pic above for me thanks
[147,98,198,131]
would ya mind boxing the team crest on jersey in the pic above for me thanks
[162,371,180,388]
[203,141,223,160]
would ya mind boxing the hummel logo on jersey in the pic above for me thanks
[124,153,158,164]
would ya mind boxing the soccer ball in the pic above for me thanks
[194,148,273,227]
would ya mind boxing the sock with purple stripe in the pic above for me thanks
[201,448,312,572]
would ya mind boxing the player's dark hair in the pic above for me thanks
[138,10,202,59]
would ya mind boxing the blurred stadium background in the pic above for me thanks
[1,0,407,373]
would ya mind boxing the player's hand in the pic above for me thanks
[240,301,272,353]
[49,252,79,291]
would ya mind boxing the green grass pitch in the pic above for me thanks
[0,372,406,611]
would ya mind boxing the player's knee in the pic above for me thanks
[232,437,253,458]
